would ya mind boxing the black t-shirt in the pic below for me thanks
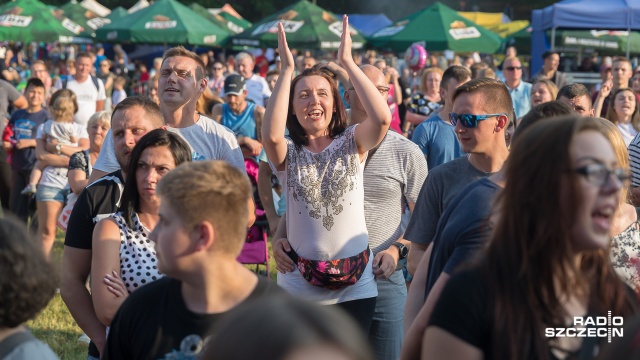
[425,178,500,297]
[64,170,124,250]
[7,109,50,171]
[104,276,283,360]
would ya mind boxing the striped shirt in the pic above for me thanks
[364,131,428,254]
[629,133,640,187]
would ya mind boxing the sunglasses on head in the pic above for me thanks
[505,66,522,71]
[449,113,507,128]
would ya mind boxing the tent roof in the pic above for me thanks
[534,0,640,30]
[347,13,392,36]
[457,11,510,27]
[80,0,110,17]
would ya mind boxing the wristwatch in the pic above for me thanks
[55,144,62,155]
[391,242,408,260]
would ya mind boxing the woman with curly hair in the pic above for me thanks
[0,216,58,359]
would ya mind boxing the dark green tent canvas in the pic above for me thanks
[59,2,109,38]
[0,0,90,43]
[369,2,502,53]
[232,0,365,50]
[95,0,229,46]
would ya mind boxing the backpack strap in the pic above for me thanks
[0,330,37,358]
[61,77,67,90]
[62,76,99,91]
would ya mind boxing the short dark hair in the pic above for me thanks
[120,129,193,228]
[162,46,206,80]
[542,50,559,60]
[25,77,45,91]
[76,52,92,61]
[452,78,514,123]
[441,65,471,89]
[556,83,593,108]
[112,96,165,129]
[0,216,57,328]
[515,101,576,140]
[287,65,347,147]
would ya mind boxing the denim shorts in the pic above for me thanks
[35,185,69,203]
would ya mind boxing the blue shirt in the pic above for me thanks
[411,113,465,170]
[507,80,532,119]
[221,102,258,140]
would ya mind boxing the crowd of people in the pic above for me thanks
[4,14,640,360]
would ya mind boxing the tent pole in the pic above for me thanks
[551,27,556,50]
[627,28,631,58]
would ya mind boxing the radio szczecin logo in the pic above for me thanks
[545,311,623,343]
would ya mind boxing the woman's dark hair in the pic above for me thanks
[203,295,374,360]
[514,100,576,140]
[120,129,192,228]
[482,116,637,359]
[286,65,347,147]
[0,216,57,328]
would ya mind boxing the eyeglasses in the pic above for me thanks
[348,86,390,95]
[574,163,630,187]
[449,113,506,128]
[504,66,522,71]
[213,67,223,70]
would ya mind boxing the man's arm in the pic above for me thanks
[96,99,105,112]
[258,161,279,234]
[60,246,107,354]
[12,95,27,110]
[404,242,432,332]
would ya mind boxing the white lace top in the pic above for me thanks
[610,220,640,291]
[273,125,377,305]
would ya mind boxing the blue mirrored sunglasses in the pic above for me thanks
[448,113,507,128]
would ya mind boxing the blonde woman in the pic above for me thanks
[605,88,640,146]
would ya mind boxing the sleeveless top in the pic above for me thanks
[221,102,257,140]
[111,212,163,293]
[273,124,377,304]
[610,220,640,291]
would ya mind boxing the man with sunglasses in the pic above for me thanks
[502,56,531,119]
[404,78,511,335]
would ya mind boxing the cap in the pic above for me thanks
[224,74,246,96]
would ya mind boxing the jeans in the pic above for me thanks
[369,269,407,360]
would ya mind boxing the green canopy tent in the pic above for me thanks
[368,2,502,53]
[188,3,235,36]
[58,1,110,38]
[232,0,366,50]
[95,0,230,46]
[106,6,127,22]
[218,11,250,33]
[0,0,90,43]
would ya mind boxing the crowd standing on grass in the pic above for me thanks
[6,15,640,360]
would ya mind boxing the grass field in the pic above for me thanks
[27,230,277,359]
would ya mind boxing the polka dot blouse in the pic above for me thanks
[111,212,163,293]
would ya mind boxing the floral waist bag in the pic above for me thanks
[286,246,370,290]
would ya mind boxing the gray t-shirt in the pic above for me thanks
[0,79,22,133]
[364,131,427,254]
[404,155,494,246]
[1,331,58,360]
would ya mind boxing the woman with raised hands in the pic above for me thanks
[262,16,391,332]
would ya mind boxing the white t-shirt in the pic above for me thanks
[37,123,89,189]
[273,125,378,305]
[54,76,106,127]
[618,122,638,147]
[43,120,77,145]
[93,115,245,172]
[244,74,271,107]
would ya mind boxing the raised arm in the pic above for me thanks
[262,23,294,171]
[338,15,391,154]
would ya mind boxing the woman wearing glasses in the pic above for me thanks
[420,116,638,360]
[263,16,390,332]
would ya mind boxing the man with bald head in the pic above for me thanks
[273,64,427,360]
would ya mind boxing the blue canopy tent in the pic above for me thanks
[531,0,640,73]
[347,14,392,37]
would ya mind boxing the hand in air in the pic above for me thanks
[337,15,353,68]
[277,23,295,72]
